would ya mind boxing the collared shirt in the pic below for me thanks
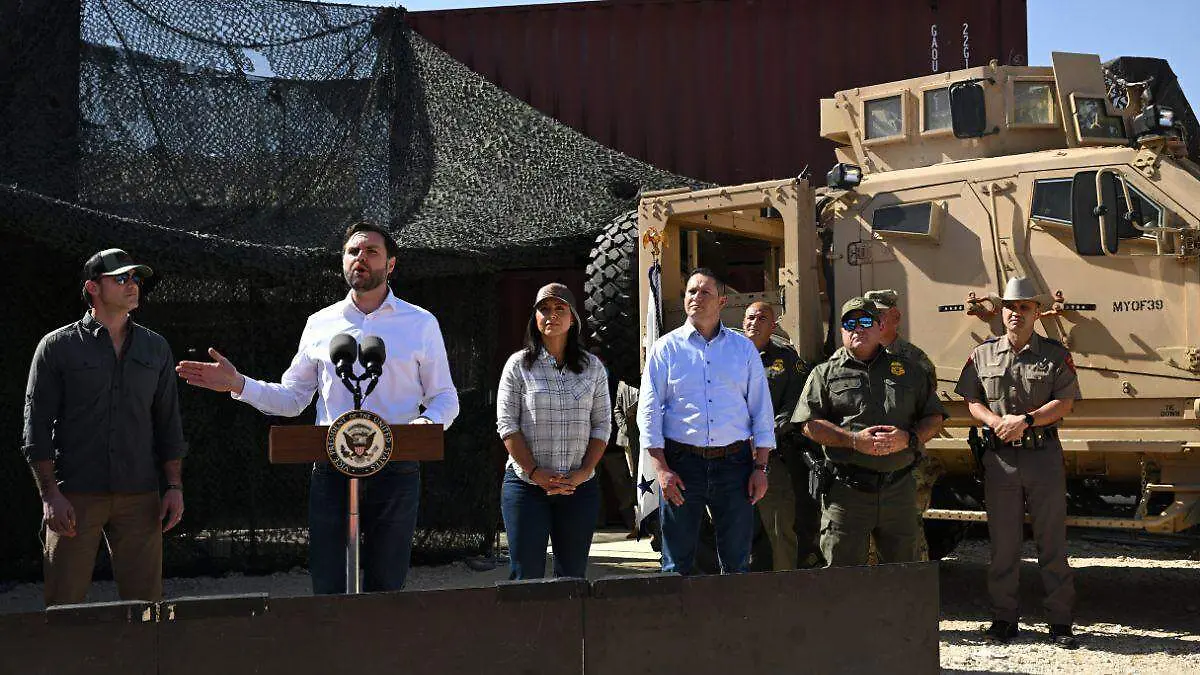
[234,290,460,427]
[637,322,776,451]
[955,332,1081,417]
[22,311,188,492]
[760,340,808,433]
[496,349,611,483]
[793,346,946,472]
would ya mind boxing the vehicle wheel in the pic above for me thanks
[584,210,640,386]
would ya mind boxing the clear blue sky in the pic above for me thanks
[330,0,1200,99]
[1027,0,1199,98]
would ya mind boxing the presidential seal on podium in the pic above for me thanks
[326,409,393,477]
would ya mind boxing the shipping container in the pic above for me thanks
[409,0,1027,185]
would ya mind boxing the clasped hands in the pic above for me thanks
[529,467,588,496]
[991,414,1031,443]
[851,425,911,456]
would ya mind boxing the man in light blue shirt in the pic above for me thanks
[637,268,775,574]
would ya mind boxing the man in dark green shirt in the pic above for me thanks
[792,297,946,566]
[22,249,187,606]
[742,302,820,569]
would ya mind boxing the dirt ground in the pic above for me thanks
[2,531,1198,673]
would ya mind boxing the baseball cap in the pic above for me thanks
[864,289,899,309]
[82,248,154,281]
[533,282,582,326]
[840,296,881,321]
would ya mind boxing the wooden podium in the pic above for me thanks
[268,424,444,464]
[268,422,444,593]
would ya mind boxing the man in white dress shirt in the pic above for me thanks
[176,221,459,593]
[637,268,775,574]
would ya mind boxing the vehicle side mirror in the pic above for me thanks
[949,81,988,138]
[1071,171,1120,255]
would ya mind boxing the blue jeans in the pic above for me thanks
[308,461,420,594]
[500,468,599,579]
[659,442,755,575]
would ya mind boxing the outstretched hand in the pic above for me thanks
[176,348,245,394]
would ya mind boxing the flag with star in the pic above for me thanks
[635,260,663,527]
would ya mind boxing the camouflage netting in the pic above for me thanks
[0,0,690,580]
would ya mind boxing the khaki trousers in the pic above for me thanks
[983,445,1075,625]
[44,492,162,606]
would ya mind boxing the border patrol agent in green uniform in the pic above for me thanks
[865,289,941,562]
[865,290,936,391]
[792,297,947,567]
[742,302,821,570]
[955,277,1081,649]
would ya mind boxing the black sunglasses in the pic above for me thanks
[111,272,143,286]
[841,316,875,331]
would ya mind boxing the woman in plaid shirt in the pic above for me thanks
[496,283,611,579]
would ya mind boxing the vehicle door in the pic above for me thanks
[852,179,997,391]
[1015,166,1200,402]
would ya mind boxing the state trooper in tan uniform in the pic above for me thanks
[865,289,941,562]
[955,277,1081,649]
[793,297,947,567]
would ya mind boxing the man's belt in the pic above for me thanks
[665,438,750,459]
[828,461,916,494]
[982,426,1058,450]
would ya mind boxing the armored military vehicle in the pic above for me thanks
[587,52,1200,558]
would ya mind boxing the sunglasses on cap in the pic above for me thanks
[841,316,875,331]
[110,272,143,286]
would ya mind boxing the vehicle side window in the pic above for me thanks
[1032,177,1160,238]
[872,203,932,234]
[1031,178,1072,223]
[1117,184,1162,236]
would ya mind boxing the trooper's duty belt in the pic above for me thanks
[981,425,1059,451]
[665,438,750,459]
[827,461,916,494]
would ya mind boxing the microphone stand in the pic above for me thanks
[340,370,379,595]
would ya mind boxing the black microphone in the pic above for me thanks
[359,336,386,378]
[330,333,359,380]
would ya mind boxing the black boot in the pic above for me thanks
[1048,624,1079,649]
[982,620,1019,644]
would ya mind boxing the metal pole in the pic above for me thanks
[347,477,361,594]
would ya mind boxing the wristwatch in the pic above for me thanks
[1023,413,1035,427]
[754,463,770,475]
[165,483,183,492]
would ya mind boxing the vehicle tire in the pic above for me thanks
[923,482,976,560]
[585,210,640,386]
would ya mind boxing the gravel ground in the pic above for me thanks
[2,531,1198,673]
[939,535,1200,674]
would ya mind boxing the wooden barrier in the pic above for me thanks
[0,564,939,674]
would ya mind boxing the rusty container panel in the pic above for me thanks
[409,0,1027,186]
